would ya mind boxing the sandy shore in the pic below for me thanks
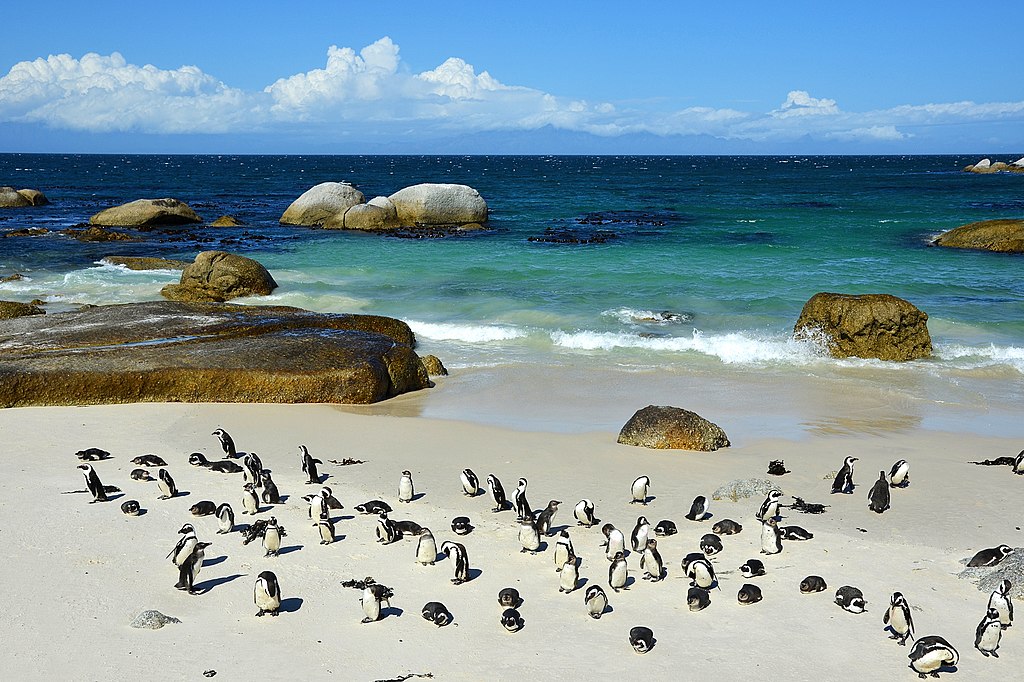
[0,388,1020,679]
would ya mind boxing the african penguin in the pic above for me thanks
[889,459,910,487]
[908,635,958,678]
[654,519,678,537]
[884,592,915,645]
[630,476,650,505]
[460,468,479,496]
[1015,450,1024,475]
[760,517,783,555]
[687,587,711,612]
[737,583,762,605]
[498,588,521,608]
[640,538,664,582]
[574,499,598,527]
[212,428,238,458]
[976,608,1003,656]
[780,525,814,541]
[680,552,707,576]
[77,464,107,503]
[450,516,473,535]
[559,556,579,593]
[800,575,828,593]
[360,583,393,623]
[602,523,626,561]
[756,490,783,521]
[167,523,197,568]
[585,585,608,619]
[685,495,710,522]
[299,445,321,485]
[831,456,858,494]
[421,601,453,627]
[535,500,560,536]
[376,514,399,544]
[988,579,1013,629]
[630,516,650,553]
[700,534,723,556]
[398,470,415,503]
[628,626,655,654]
[835,586,867,613]
[176,541,211,594]
[609,551,628,592]
[216,503,234,534]
[968,545,1013,567]
[254,571,281,616]
[189,501,216,516]
[241,483,260,515]
[259,470,280,505]
[262,517,282,557]
[120,500,141,516]
[501,608,523,632]
[740,559,766,578]
[132,454,167,467]
[441,541,470,584]
[686,556,717,590]
[513,478,532,522]
[314,516,335,545]
[130,468,153,481]
[242,453,263,486]
[354,500,391,515]
[415,528,437,565]
[553,530,574,571]
[75,447,111,461]
[519,518,541,554]
[712,519,742,535]
[486,474,509,512]
[867,470,890,513]
[392,519,423,538]
[156,468,177,500]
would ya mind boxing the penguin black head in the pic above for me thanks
[77,464,92,472]
[601,523,615,538]
[178,523,195,535]
[628,626,655,653]
[890,591,906,607]
[451,516,473,535]
[402,470,412,477]
[998,545,1014,558]
[998,579,1012,596]
[188,453,209,466]
[501,608,523,632]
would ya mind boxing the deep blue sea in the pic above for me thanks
[1,153,1023,417]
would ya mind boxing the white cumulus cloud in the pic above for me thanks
[772,90,840,118]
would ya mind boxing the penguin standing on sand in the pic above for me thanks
[376,513,399,545]
[441,541,470,584]
[554,530,574,571]
[360,583,393,623]
[315,515,335,545]
[77,464,108,503]
[889,459,910,487]
[631,476,650,505]
[254,571,281,616]
[262,517,282,557]
[487,474,509,512]
[299,445,321,485]
[157,468,178,500]
[686,556,717,589]
[603,524,626,561]
[685,496,710,522]
[243,452,263,486]
[167,523,197,568]
[868,471,891,513]
[976,608,1003,657]
[415,528,437,565]
[398,470,415,503]
[831,456,858,494]
[212,428,238,458]
[908,636,958,679]
[519,518,541,554]
[574,499,598,527]
[988,579,1013,629]
[585,585,608,619]
[609,551,628,592]
[216,503,234,534]
[259,470,280,505]
[460,469,479,496]
[760,517,783,555]
[242,483,260,515]
[559,556,579,593]
[757,490,783,521]
[641,538,665,582]
[630,516,650,553]
[514,478,532,522]
[177,541,211,594]
[535,500,560,536]
[1014,450,1024,475]
[884,592,915,645]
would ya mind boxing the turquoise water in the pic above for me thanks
[1,154,1022,405]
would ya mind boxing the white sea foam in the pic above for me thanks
[602,307,692,325]
[934,343,1024,374]
[407,320,528,343]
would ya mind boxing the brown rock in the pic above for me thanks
[794,292,931,361]
[0,301,428,407]
[102,256,191,271]
[0,300,45,320]
[931,219,1024,253]
[617,405,730,451]
[0,187,31,208]
[63,227,136,242]
[1,274,24,282]
[211,215,243,227]
[4,227,49,238]
[16,189,49,206]
[421,355,449,376]
[90,198,201,227]
[161,251,278,303]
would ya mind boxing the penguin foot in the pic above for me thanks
[590,613,601,619]
[271,611,278,617]
[256,610,265,617]
[991,651,999,658]
[361,617,374,624]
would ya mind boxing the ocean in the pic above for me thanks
[1,154,1022,433]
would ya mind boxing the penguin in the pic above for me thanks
[681,552,707,576]
[208,460,243,474]
[130,468,154,481]
[868,471,891,513]
[319,486,344,510]
[519,518,541,554]
[354,500,392,515]
[737,583,763,605]
[835,586,867,613]
[187,452,210,467]
[585,584,608,619]
[553,530,575,571]
[398,470,415,503]
[216,503,234,534]
[498,588,521,608]
[421,602,453,627]
[120,500,141,516]
[630,476,650,505]
[486,474,509,512]
[1015,449,1024,475]
[415,528,437,565]
[212,428,238,458]
[686,556,718,590]
[259,470,280,505]
[167,523,197,568]
[640,538,664,582]
[756,490,783,521]
[889,459,910,487]
[393,519,424,538]
[243,453,263,486]
[609,551,628,592]
[460,468,479,496]
[654,520,678,537]
[712,519,742,535]
[968,545,1013,567]
[132,454,167,467]
[254,571,281,616]
[800,575,828,593]
[176,541,211,594]
[687,586,711,612]
[685,495,710,522]
[535,500,561,536]
[831,456,858,494]
[360,583,393,623]
[574,499,598,527]
[988,579,1013,629]
[189,501,217,516]
[262,517,282,557]
[501,608,523,632]
[299,445,322,485]
[77,464,108,503]
[441,541,470,584]
[700,534,724,556]
[241,483,260,515]
[513,478,532,522]
[780,525,814,541]
[740,559,766,578]
[376,513,399,544]
[75,447,111,461]
[241,519,268,546]
[156,468,177,500]
[450,516,473,535]
[602,523,626,561]
[628,626,655,654]
[630,516,650,553]
[976,607,1003,657]
[559,556,579,593]
[884,592,915,645]
[908,635,959,679]
[314,515,335,545]
[760,517,783,555]
[306,489,329,519]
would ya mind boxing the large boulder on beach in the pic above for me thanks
[388,183,487,227]
[161,251,278,303]
[280,182,365,226]
[90,198,201,227]
[617,405,730,451]
[931,219,1024,253]
[0,301,429,406]
[0,301,45,320]
[794,292,931,361]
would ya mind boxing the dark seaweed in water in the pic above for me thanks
[575,210,679,226]
[528,227,618,244]
[782,200,838,209]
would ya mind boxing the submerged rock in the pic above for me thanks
[130,610,182,629]
[0,301,428,407]
[618,405,730,451]
[90,198,202,227]
[63,227,136,242]
[280,182,365,226]
[102,256,192,271]
[0,301,45,320]
[794,292,931,361]
[931,219,1024,253]
[421,355,448,376]
[210,215,243,227]
[4,227,49,238]
[161,251,278,303]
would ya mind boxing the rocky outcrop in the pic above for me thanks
[931,219,1024,253]
[617,405,730,451]
[211,215,243,227]
[389,183,488,226]
[326,196,401,230]
[964,158,1024,174]
[280,182,365,226]
[0,301,45,320]
[0,301,429,407]
[794,292,931,361]
[3,227,48,238]
[161,251,278,303]
[90,198,201,227]
[421,355,448,376]
[62,227,136,242]
[0,187,48,207]
[101,256,192,271]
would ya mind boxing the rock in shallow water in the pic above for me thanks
[931,219,1024,254]
[90,198,202,227]
[161,251,277,303]
[618,405,730,451]
[793,292,931,361]
[130,610,181,629]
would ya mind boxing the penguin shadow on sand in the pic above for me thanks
[464,567,484,582]
[203,554,228,567]
[381,605,404,619]
[274,544,303,556]
[408,492,427,502]
[193,573,245,594]
[279,597,303,613]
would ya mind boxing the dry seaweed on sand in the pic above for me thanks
[968,457,1016,466]
[788,496,829,514]
[329,458,366,466]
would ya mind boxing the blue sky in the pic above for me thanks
[1,1,1021,154]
